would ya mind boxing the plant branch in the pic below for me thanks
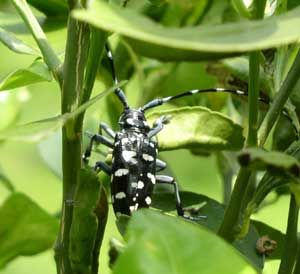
[278,194,299,274]
[293,236,300,274]
[75,28,107,131]
[218,0,266,242]
[11,0,63,86]
[218,167,251,242]
[258,49,300,146]
[55,13,90,274]
[247,51,260,146]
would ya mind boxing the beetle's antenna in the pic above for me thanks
[105,44,129,109]
[141,88,269,111]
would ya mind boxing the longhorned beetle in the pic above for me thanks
[82,44,272,219]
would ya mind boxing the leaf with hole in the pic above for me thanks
[0,193,59,269]
[73,2,300,61]
[147,106,245,151]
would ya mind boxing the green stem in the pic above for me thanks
[92,187,108,274]
[75,28,107,130]
[218,167,251,242]
[293,237,300,274]
[278,194,299,274]
[218,0,266,242]
[258,50,300,146]
[11,0,63,86]
[247,51,260,147]
[231,0,251,18]
[55,14,89,274]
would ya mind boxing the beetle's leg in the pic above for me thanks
[155,175,206,220]
[83,133,114,162]
[94,161,112,175]
[156,158,167,172]
[155,175,184,216]
[99,122,116,139]
[148,115,171,138]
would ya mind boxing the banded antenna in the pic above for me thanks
[105,43,129,109]
[141,88,269,112]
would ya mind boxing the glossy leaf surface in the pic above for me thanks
[113,210,258,274]
[73,2,300,61]
[147,106,245,151]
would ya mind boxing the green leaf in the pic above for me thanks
[37,130,62,178]
[147,106,245,151]
[244,141,300,216]
[272,115,296,151]
[152,192,264,269]
[0,193,59,268]
[0,82,124,142]
[0,27,39,55]
[0,90,24,131]
[153,191,283,262]
[113,210,258,274]
[73,2,300,61]
[70,169,108,274]
[27,0,69,17]
[238,148,300,178]
[0,59,52,91]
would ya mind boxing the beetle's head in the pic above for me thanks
[119,108,150,132]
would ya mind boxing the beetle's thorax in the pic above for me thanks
[119,108,150,134]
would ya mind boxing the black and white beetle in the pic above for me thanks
[82,45,276,219]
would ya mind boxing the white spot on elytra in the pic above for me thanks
[129,203,139,212]
[115,169,129,177]
[115,192,126,199]
[131,182,138,188]
[122,151,137,162]
[145,196,152,205]
[150,143,155,148]
[133,197,136,201]
[121,138,129,145]
[142,154,154,162]
[137,181,144,189]
[126,118,134,125]
[147,173,156,184]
